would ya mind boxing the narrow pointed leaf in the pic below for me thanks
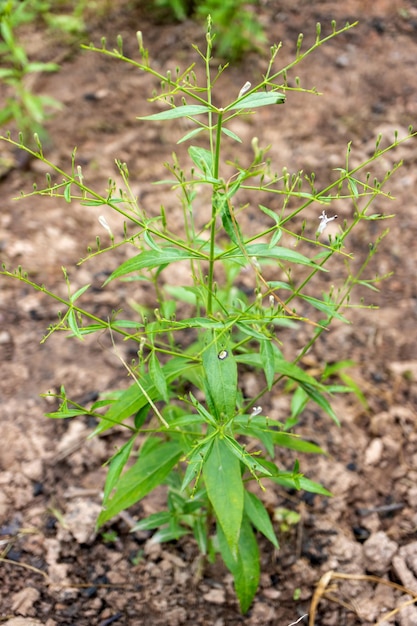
[222,127,242,142]
[131,511,172,531]
[224,435,271,477]
[228,92,285,111]
[217,515,260,613]
[138,104,210,121]
[202,333,237,420]
[222,243,326,269]
[177,127,204,144]
[97,439,182,526]
[46,408,87,419]
[104,248,203,284]
[149,352,170,403]
[181,439,214,492]
[188,146,213,176]
[271,432,324,454]
[91,357,196,436]
[272,474,332,496]
[244,491,279,549]
[203,438,243,556]
[260,339,275,390]
[103,436,137,501]
[67,309,82,339]
[301,383,340,426]
[220,199,242,246]
[300,294,348,322]
[71,284,90,301]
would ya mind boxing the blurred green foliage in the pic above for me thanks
[153,0,265,59]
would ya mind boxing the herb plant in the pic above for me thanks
[1,19,415,613]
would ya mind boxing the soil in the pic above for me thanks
[1,1,417,625]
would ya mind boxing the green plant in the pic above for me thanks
[273,507,301,534]
[153,0,265,59]
[154,0,193,21]
[195,0,265,59]
[0,0,109,142]
[1,19,415,613]
[0,0,61,141]
[101,529,119,543]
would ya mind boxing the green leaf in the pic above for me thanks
[193,514,208,555]
[181,439,214,492]
[339,372,369,409]
[260,339,275,390]
[270,228,283,247]
[188,146,213,176]
[222,243,325,270]
[91,357,196,436]
[177,127,204,144]
[322,360,356,379]
[143,230,162,252]
[189,393,218,427]
[258,204,280,224]
[0,69,17,80]
[224,435,271,478]
[26,61,59,73]
[228,91,285,111]
[104,248,204,284]
[301,382,340,426]
[272,474,332,497]
[217,515,260,614]
[221,127,242,142]
[138,104,210,121]
[246,243,325,268]
[271,432,324,454]
[299,294,348,322]
[149,352,170,403]
[290,385,308,419]
[70,285,90,303]
[150,525,190,543]
[67,309,83,339]
[164,285,198,305]
[202,333,237,420]
[184,317,230,329]
[267,280,293,291]
[237,353,328,390]
[234,418,275,458]
[244,491,279,549]
[97,439,182,526]
[203,438,243,556]
[220,198,243,246]
[45,408,86,419]
[131,511,172,531]
[134,403,150,429]
[103,436,137,501]
[63,182,72,203]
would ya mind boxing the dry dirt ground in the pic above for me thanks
[1,1,417,625]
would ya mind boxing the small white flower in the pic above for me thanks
[98,215,113,238]
[251,406,262,417]
[317,210,338,235]
[251,256,260,270]
[238,81,251,98]
[269,295,275,308]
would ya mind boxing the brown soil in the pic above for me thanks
[1,2,417,625]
